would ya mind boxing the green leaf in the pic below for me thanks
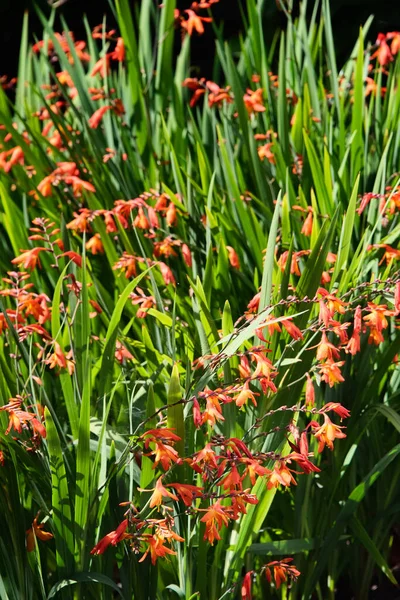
[45,408,74,576]
[98,268,151,398]
[47,572,126,599]
[304,443,400,598]
[351,516,397,586]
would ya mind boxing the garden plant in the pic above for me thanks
[0,0,399,598]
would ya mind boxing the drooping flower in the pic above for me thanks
[264,558,300,589]
[168,483,204,506]
[267,461,297,490]
[26,514,53,552]
[241,571,254,600]
[305,373,315,407]
[90,519,129,555]
[199,500,230,544]
[234,381,259,408]
[139,531,180,565]
[318,360,345,387]
[312,414,346,452]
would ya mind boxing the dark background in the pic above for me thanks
[1,0,400,78]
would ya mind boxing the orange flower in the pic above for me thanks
[264,558,300,589]
[345,331,360,355]
[312,414,346,452]
[46,342,67,370]
[282,318,303,340]
[257,142,275,163]
[134,207,150,230]
[88,105,113,128]
[111,37,125,62]
[113,253,139,278]
[181,9,212,36]
[86,233,104,255]
[206,81,233,107]
[11,247,50,270]
[91,55,111,77]
[234,381,259,408]
[1,399,46,438]
[148,440,181,471]
[140,428,182,444]
[318,287,347,318]
[387,31,400,55]
[365,77,386,97]
[181,243,192,267]
[64,175,96,197]
[201,394,225,426]
[220,464,242,491]
[277,250,309,276]
[368,243,400,265]
[138,477,178,508]
[242,458,271,486]
[182,77,206,107]
[363,302,395,345]
[166,203,177,227]
[316,332,340,361]
[190,443,219,474]
[115,341,134,363]
[301,208,313,236]
[305,373,315,407]
[322,402,351,420]
[199,500,230,544]
[26,514,53,552]
[139,532,178,565]
[243,88,265,114]
[251,353,277,394]
[226,246,240,269]
[395,281,400,315]
[371,33,393,66]
[66,208,93,233]
[267,461,296,490]
[318,359,345,387]
[130,287,156,318]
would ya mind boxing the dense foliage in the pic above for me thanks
[0,0,399,598]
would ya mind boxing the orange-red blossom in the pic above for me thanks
[199,499,230,544]
[264,558,300,589]
[311,414,346,452]
[26,514,53,552]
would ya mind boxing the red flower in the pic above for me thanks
[91,519,129,555]
[371,33,393,66]
[88,105,113,128]
[168,483,203,506]
[322,402,351,420]
[241,571,254,600]
[111,37,125,62]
